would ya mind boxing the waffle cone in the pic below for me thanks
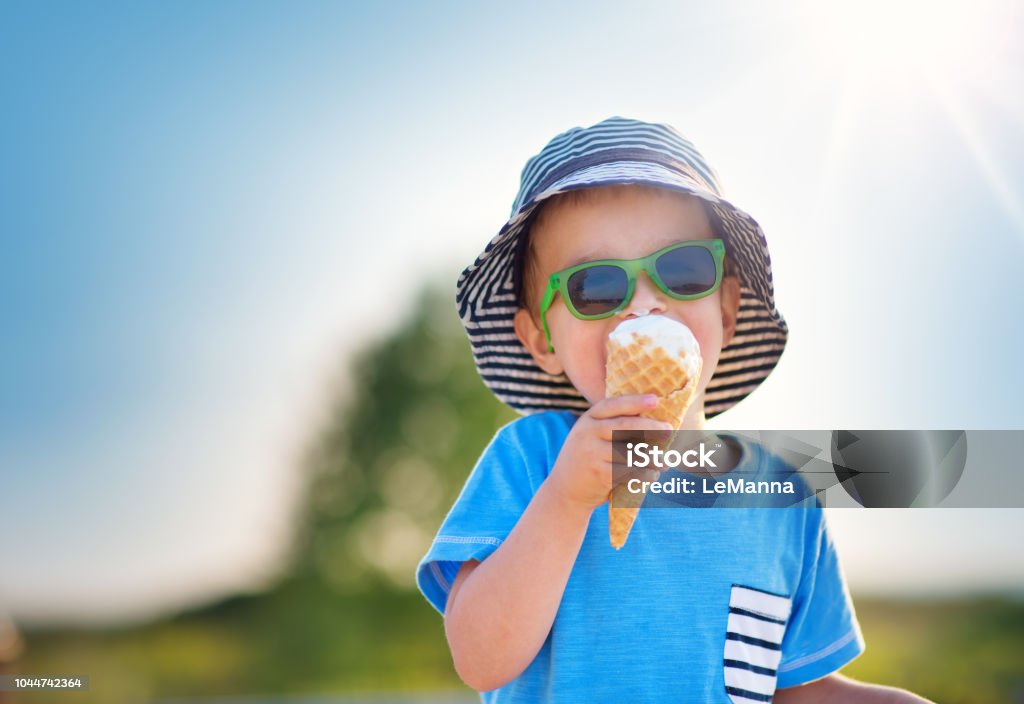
[606,330,701,550]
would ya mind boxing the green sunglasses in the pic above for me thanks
[539,238,726,352]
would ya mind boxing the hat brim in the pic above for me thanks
[456,160,788,418]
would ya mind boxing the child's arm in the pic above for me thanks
[442,481,589,692]
[775,674,935,703]
[442,394,670,693]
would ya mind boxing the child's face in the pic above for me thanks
[514,186,741,424]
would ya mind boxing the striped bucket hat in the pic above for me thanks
[456,116,788,419]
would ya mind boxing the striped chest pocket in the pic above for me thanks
[724,584,792,703]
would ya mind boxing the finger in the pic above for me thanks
[589,394,658,420]
[597,416,675,441]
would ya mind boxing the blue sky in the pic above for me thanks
[2,0,1023,625]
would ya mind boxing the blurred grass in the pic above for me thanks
[9,284,1024,703]
[844,595,1024,702]
[15,592,1024,703]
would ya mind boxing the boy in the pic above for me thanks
[416,117,931,702]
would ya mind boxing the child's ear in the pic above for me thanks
[514,308,564,375]
[720,274,741,347]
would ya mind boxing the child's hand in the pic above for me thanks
[545,394,674,513]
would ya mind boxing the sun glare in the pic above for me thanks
[786,0,1024,233]
[793,0,1008,84]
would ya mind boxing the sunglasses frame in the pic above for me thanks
[539,238,726,352]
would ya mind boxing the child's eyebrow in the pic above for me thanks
[562,251,608,268]
[564,256,593,269]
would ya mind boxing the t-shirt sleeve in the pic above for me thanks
[775,506,866,688]
[415,425,540,616]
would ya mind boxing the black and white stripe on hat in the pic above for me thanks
[456,116,788,419]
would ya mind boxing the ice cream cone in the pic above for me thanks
[606,315,702,549]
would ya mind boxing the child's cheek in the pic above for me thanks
[676,302,725,384]
[555,317,610,403]
[699,329,726,389]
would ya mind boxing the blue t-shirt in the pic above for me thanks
[415,411,865,702]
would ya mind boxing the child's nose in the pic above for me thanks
[619,272,667,319]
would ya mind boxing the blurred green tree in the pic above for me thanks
[289,280,517,594]
[219,280,519,694]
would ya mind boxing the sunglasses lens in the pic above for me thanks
[656,246,717,295]
[566,265,628,316]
